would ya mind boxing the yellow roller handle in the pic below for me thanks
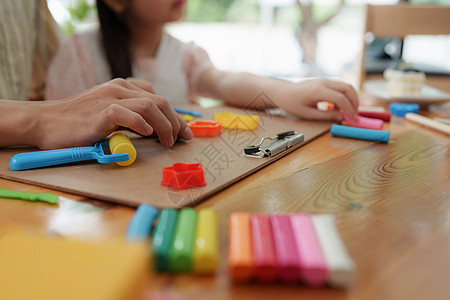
[109,133,137,166]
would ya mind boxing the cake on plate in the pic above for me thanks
[383,62,426,97]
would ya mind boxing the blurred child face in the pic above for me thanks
[127,0,187,26]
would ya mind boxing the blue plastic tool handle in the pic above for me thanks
[173,107,202,117]
[330,124,390,143]
[127,204,159,240]
[9,143,129,171]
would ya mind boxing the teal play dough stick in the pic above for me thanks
[330,124,390,143]
[126,204,159,241]
[152,208,178,272]
[0,188,58,205]
[168,208,198,272]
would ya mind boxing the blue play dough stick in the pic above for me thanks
[330,124,390,143]
[172,107,202,117]
[127,204,159,240]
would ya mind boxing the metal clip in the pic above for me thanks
[244,131,304,158]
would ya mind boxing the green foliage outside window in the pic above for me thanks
[59,0,449,35]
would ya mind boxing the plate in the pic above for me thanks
[363,80,450,104]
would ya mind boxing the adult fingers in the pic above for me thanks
[98,104,154,137]
[126,77,155,94]
[120,97,175,148]
[147,96,181,142]
[98,78,154,99]
[324,80,359,111]
[175,114,193,140]
[105,78,144,92]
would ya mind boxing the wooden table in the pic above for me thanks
[1,110,449,300]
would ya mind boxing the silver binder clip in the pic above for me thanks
[244,131,304,158]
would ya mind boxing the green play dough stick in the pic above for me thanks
[152,208,178,272]
[168,208,197,272]
[0,188,59,204]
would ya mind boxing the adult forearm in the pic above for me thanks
[0,100,42,147]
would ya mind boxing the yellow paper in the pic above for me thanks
[0,233,149,300]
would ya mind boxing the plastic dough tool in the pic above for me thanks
[10,133,136,171]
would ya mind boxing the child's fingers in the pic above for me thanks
[317,88,358,120]
[300,106,342,121]
[324,81,359,110]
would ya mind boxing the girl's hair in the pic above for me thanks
[96,0,133,79]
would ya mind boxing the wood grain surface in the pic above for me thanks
[0,112,449,300]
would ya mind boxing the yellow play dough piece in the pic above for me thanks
[109,133,137,166]
[0,233,149,300]
[182,114,195,122]
[213,112,259,130]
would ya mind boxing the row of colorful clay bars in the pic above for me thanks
[228,213,355,287]
[127,205,219,274]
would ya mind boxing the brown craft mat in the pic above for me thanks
[0,105,332,208]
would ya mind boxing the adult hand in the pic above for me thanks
[125,77,155,94]
[278,79,359,121]
[33,78,192,149]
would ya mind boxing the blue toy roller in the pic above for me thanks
[9,141,129,171]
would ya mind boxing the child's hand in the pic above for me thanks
[34,78,193,149]
[278,79,359,121]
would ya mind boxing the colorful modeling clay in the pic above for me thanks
[0,188,59,205]
[341,112,384,130]
[213,112,259,130]
[161,163,206,189]
[182,114,195,122]
[358,111,391,122]
[152,208,178,272]
[358,106,385,113]
[250,214,278,282]
[311,214,355,288]
[173,107,202,117]
[188,121,222,137]
[270,215,300,283]
[126,204,159,241]
[227,212,355,287]
[389,102,419,117]
[228,213,254,282]
[317,101,335,111]
[168,208,197,272]
[330,125,390,143]
[193,208,219,274]
[290,214,327,286]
